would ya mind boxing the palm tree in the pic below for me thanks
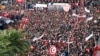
[0,28,30,56]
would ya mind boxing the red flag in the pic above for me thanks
[16,0,23,3]
[57,41,63,48]
[21,17,28,25]
[30,45,35,51]
[43,40,48,46]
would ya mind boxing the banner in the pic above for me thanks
[53,3,69,5]
[32,33,44,41]
[34,4,47,8]
[1,1,8,4]
[85,33,93,41]
[86,17,93,22]
[48,3,71,11]
[53,3,71,12]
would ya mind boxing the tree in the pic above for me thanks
[0,28,30,56]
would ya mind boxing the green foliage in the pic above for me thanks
[0,28,30,56]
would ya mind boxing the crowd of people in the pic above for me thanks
[0,0,100,56]
[23,6,100,56]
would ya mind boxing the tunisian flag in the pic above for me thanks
[49,45,57,56]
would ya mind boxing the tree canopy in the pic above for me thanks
[0,28,30,56]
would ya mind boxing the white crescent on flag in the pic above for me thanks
[63,4,71,12]
[85,7,90,13]
[49,45,57,55]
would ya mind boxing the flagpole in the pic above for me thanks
[68,31,71,56]
[25,0,26,9]
[68,38,69,55]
